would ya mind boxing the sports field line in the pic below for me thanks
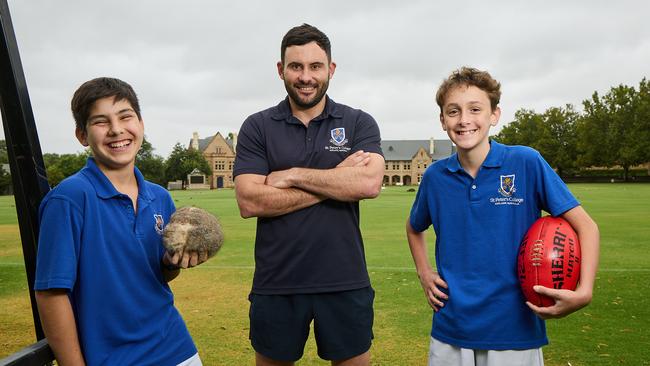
[0,262,649,272]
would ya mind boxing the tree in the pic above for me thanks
[537,105,579,176]
[494,109,544,148]
[577,91,611,169]
[136,137,165,186]
[164,143,212,186]
[578,82,648,180]
[494,106,579,176]
[0,140,10,194]
[634,78,650,164]
[43,152,89,187]
[0,139,7,164]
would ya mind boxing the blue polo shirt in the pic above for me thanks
[234,96,383,294]
[35,158,196,366]
[409,141,579,350]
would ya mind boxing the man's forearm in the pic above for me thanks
[293,167,380,201]
[268,153,385,202]
[235,174,324,218]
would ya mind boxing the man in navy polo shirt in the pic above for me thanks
[234,24,385,366]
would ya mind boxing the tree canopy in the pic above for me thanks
[136,137,166,186]
[164,143,212,186]
[577,79,650,179]
[494,77,649,180]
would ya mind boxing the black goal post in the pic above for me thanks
[0,0,54,365]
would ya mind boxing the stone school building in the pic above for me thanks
[189,132,455,189]
[381,139,455,186]
[189,132,237,189]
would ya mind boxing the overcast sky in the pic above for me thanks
[2,0,649,157]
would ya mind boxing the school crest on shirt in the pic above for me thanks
[489,174,524,206]
[154,214,164,235]
[324,127,351,153]
[330,127,348,146]
[498,174,516,197]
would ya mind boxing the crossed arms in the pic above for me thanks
[235,150,385,218]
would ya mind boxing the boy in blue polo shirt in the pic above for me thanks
[406,67,600,366]
[34,77,205,366]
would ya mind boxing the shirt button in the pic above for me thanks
[471,185,477,190]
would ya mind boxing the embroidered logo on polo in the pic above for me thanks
[324,127,351,152]
[154,214,164,235]
[498,175,516,197]
[489,174,524,206]
[330,128,347,146]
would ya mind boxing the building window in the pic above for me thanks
[228,161,233,170]
[417,174,423,183]
[392,163,399,170]
[404,163,411,170]
[385,164,389,171]
[423,163,427,169]
[215,161,225,170]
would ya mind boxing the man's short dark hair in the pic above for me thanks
[71,77,141,132]
[281,23,331,63]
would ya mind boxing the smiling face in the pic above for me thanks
[440,85,501,157]
[278,41,336,112]
[75,96,143,175]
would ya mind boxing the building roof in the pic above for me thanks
[381,139,454,161]
[196,136,211,151]
[191,133,234,152]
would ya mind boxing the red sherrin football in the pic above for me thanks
[517,216,581,307]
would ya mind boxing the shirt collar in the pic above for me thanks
[446,139,505,173]
[270,96,343,124]
[81,157,154,202]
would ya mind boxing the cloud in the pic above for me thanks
[2,0,648,157]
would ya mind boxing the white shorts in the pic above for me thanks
[428,337,544,366]
[177,353,203,366]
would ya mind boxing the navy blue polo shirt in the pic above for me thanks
[35,158,196,365]
[234,96,383,294]
[409,141,579,350]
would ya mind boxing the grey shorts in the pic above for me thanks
[176,353,202,366]
[428,337,544,366]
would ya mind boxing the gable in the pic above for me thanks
[412,147,430,160]
[203,132,235,156]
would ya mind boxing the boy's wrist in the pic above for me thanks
[416,266,432,279]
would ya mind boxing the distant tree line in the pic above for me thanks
[0,137,211,193]
[494,78,650,180]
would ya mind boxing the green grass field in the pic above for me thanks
[1,184,649,365]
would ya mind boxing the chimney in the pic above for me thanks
[429,137,434,155]
[191,132,199,150]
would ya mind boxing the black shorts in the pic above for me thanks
[248,286,374,362]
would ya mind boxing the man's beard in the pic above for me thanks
[285,78,329,110]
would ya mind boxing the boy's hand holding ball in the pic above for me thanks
[162,207,224,269]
